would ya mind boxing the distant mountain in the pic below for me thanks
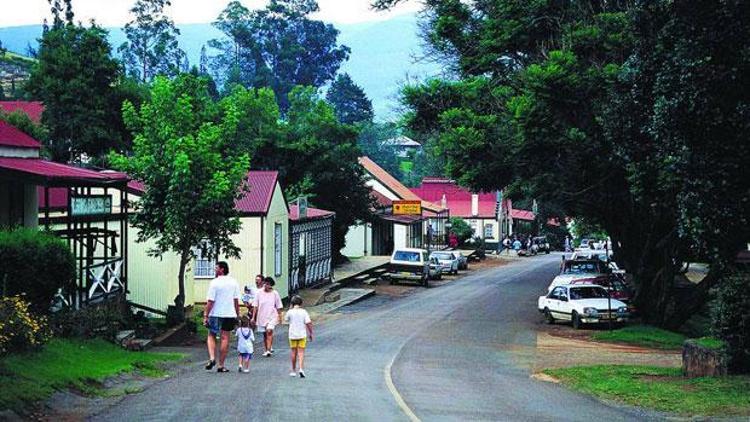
[0,13,443,120]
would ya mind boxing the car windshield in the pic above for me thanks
[432,253,453,260]
[393,251,421,262]
[563,261,603,274]
[570,287,609,299]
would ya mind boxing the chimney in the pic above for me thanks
[441,193,447,209]
[471,194,479,216]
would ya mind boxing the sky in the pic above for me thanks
[0,0,421,27]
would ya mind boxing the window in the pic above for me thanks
[298,232,306,257]
[484,223,494,239]
[393,251,420,262]
[274,223,283,276]
[194,241,215,278]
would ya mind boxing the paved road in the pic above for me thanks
[94,255,655,421]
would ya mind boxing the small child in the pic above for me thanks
[284,295,313,378]
[236,315,255,373]
[241,285,255,315]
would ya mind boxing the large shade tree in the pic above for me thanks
[110,74,250,312]
[377,0,750,339]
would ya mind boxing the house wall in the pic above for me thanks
[342,222,372,257]
[365,178,399,201]
[263,182,290,299]
[394,223,407,249]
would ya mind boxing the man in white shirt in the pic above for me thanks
[202,261,240,373]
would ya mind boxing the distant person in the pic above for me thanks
[203,261,240,373]
[252,277,283,357]
[449,232,459,249]
[503,236,511,255]
[513,238,522,251]
[242,274,263,316]
[285,295,313,378]
[236,315,255,373]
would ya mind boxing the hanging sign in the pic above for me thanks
[393,200,421,215]
[70,195,112,216]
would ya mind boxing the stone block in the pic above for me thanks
[682,339,727,378]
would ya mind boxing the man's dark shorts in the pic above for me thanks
[208,316,236,335]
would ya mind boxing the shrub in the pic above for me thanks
[449,218,473,245]
[0,296,51,355]
[712,266,750,373]
[0,228,76,311]
[49,302,127,341]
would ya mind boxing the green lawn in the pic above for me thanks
[591,325,686,349]
[0,338,183,412]
[545,365,750,416]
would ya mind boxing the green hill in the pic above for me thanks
[0,51,35,99]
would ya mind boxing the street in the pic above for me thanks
[93,255,657,421]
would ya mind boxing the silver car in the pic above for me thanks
[430,251,460,275]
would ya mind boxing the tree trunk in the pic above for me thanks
[175,253,188,310]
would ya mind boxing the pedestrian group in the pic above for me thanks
[203,261,314,378]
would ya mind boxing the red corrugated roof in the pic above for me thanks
[411,178,496,218]
[235,171,279,215]
[510,209,535,221]
[0,101,44,123]
[0,158,128,183]
[37,187,68,209]
[0,121,41,149]
[359,156,445,213]
[289,204,334,221]
[370,189,392,208]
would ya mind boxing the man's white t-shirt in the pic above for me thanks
[206,275,240,318]
[284,307,311,340]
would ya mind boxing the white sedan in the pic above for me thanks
[538,285,629,329]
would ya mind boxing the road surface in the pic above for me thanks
[93,254,656,421]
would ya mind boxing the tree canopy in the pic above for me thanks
[326,73,374,125]
[119,0,187,82]
[110,74,251,310]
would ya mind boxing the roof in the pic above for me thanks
[38,187,69,210]
[289,204,335,221]
[382,136,421,148]
[0,158,128,186]
[0,101,44,123]
[359,156,445,213]
[235,171,279,215]
[370,189,392,208]
[510,209,535,221]
[411,178,496,218]
[379,214,423,224]
[0,121,41,149]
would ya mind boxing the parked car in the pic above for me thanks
[453,251,469,269]
[538,284,629,329]
[533,236,551,254]
[430,251,459,275]
[382,248,437,287]
[548,259,609,292]
[568,275,632,304]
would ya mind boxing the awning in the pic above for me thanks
[379,214,424,225]
[0,158,128,187]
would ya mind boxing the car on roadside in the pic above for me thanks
[533,236,551,254]
[568,275,632,305]
[382,248,439,287]
[430,251,459,275]
[538,284,629,329]
[547,259,609,292]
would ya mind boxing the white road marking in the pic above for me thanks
[384,353,421,422]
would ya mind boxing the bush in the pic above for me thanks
[448,218,473,245]
[0,296,51,355]
[0,228,76,311]
[49,302,127,341]
[712,266,750,373]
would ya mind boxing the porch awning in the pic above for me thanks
[0,158,128,186]
[380,214,424,225]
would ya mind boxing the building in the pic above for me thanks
[0,121,130,308]
[124,171,290,313]
[382,135,422,158]
[343,157,448,257]
[288,204,335,293]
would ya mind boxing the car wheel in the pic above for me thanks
[572,311,582,330]
[544,308,555,325]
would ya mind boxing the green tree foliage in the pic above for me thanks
[712,266,750,373]
[26,2,139,163]
[0,110,50,149]
[356,122,403,180]
[119,0,187,82]
[208,0,350,110]
[0,228,75,312]
[110,74,251,310]
[392,0,750,337]
[448,217,473,245]
[326,73,374,125]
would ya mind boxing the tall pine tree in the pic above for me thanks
[326,73,374,125]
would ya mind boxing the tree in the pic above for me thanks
[208,0,350,110]
[0,40,6,56]
[326,73,374,124]
[110,74,251,311]
[119,0,186,82]
[26,2,137,163]
[357,122,403,180]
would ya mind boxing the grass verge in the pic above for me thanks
[591,324,686,349]
[544,365,750,416]
[0,338,183,412]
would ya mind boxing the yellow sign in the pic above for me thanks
[393,200,422,215]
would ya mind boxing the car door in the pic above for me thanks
[546,287,565,319]
[556,287,573,321]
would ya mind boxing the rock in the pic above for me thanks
[682,339,727,378]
